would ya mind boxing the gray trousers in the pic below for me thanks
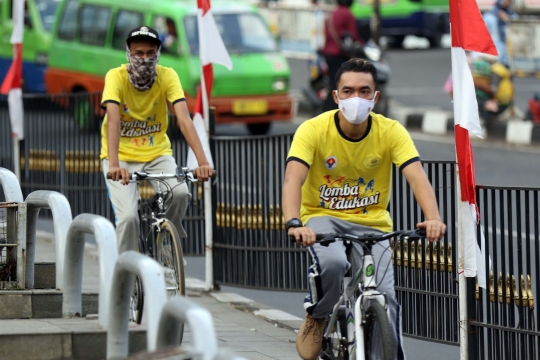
[102,156,191,254]
[304,216,405,359]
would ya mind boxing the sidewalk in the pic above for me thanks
[33,230,301,360]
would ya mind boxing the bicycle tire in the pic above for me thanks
[364,303,396,360]
[130,234,147,324]
[155,220,185,297]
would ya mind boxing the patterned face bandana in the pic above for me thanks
[126,47,160,92]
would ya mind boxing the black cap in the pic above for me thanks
[126,26,162,47]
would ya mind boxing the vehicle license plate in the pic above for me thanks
[232,100,268,115]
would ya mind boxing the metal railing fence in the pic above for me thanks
[472,186,540,359]
[0,93,207,255]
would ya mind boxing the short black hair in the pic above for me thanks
[335,58,378,89]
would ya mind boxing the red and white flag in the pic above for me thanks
[187,0,233,169]
[450,0,498,288]
[1,0,24,140]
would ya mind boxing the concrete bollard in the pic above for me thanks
[25,190,72,290]
[107,251,167,359]
[0,167,23,202]
[62,214,118,327]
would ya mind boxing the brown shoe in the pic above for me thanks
[296,314,326,360]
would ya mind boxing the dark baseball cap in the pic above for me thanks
[126,26,162,47]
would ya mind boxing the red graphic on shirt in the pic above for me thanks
[326,157,336,168]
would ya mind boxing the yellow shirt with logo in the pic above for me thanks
[100,64,185,162]
[287,111,420,233]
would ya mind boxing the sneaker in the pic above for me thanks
[296,313,326,360]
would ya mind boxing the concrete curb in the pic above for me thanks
[390,106,540,145]
[186,278,303,333]
[295,95,540,146]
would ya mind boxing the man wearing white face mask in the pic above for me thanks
[100,26,213,254]
[282,58,446,360]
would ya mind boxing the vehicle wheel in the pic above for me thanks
[364,303,396,360]
[247,123,271,135]
[389,35,405,49]
[155,220,186,342]
[428,25,443,48]
[320,308,349,360]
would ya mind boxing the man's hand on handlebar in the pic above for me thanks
[195,164,214,182]
[416,219,446,242]
[289,226,316,247]
[108,165,130,185]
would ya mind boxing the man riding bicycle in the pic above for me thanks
[282,58,446,360]
[101,26,213,253]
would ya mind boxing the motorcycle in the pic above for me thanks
[302,40,391,116]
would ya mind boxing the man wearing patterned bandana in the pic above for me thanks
[283,58,446,360]
[100,26,213,254]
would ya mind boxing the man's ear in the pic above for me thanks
[374,91,380,103]
[332,90,339,105]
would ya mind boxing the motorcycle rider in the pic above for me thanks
[321,0,364,112]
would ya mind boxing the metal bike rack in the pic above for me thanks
[25,190,72,290]
[0,167,23,203]
[62,214,118,327]
[156,296,217,359]
[107,251,167,359]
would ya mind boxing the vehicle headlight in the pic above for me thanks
[272,79,287,91]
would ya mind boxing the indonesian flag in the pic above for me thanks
[1,0,24,140]
[186,0,233,169]
[450,0,497,288]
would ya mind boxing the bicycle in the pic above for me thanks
[106,167,201,328]
[303,229,426,360]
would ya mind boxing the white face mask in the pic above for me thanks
[335,91,378,125]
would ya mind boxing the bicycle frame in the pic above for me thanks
[323,243,387,360]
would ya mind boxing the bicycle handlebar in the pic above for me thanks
[314,229,426,247]
[106,167,216,183]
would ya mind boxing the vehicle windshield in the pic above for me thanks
[184,12,277,55]
[35,0,62,32]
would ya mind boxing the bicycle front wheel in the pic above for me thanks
[364,303,396,360]
[155,220,186,298]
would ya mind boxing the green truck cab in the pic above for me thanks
[351,0,450,48]
[0,0,61,92]
[45,0,293,134]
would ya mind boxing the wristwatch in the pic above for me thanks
[286,218,303,232]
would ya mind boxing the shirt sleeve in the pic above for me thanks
[389,122,420,170]
[286,121,318,169]
[165,68,186,105]
[101,70,121,109]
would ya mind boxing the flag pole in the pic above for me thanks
[200,64,214,291]
[456,164,468,360]
[13,137,20,180]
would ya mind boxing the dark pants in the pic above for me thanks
[323,54,349,112]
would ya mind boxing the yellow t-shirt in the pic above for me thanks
[287,111,420,232]
[100,64,185,162]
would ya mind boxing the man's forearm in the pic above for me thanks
[107,117,121,167]
[411,180,441,221]
[282,179,302,221]
[178,119,209,165]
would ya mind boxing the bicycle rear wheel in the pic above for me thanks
[364,303,396,360]
[155,220,186,298]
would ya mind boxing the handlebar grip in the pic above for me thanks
[106,172,132,180]
[191,169,217,179]
[415,229,427,237]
